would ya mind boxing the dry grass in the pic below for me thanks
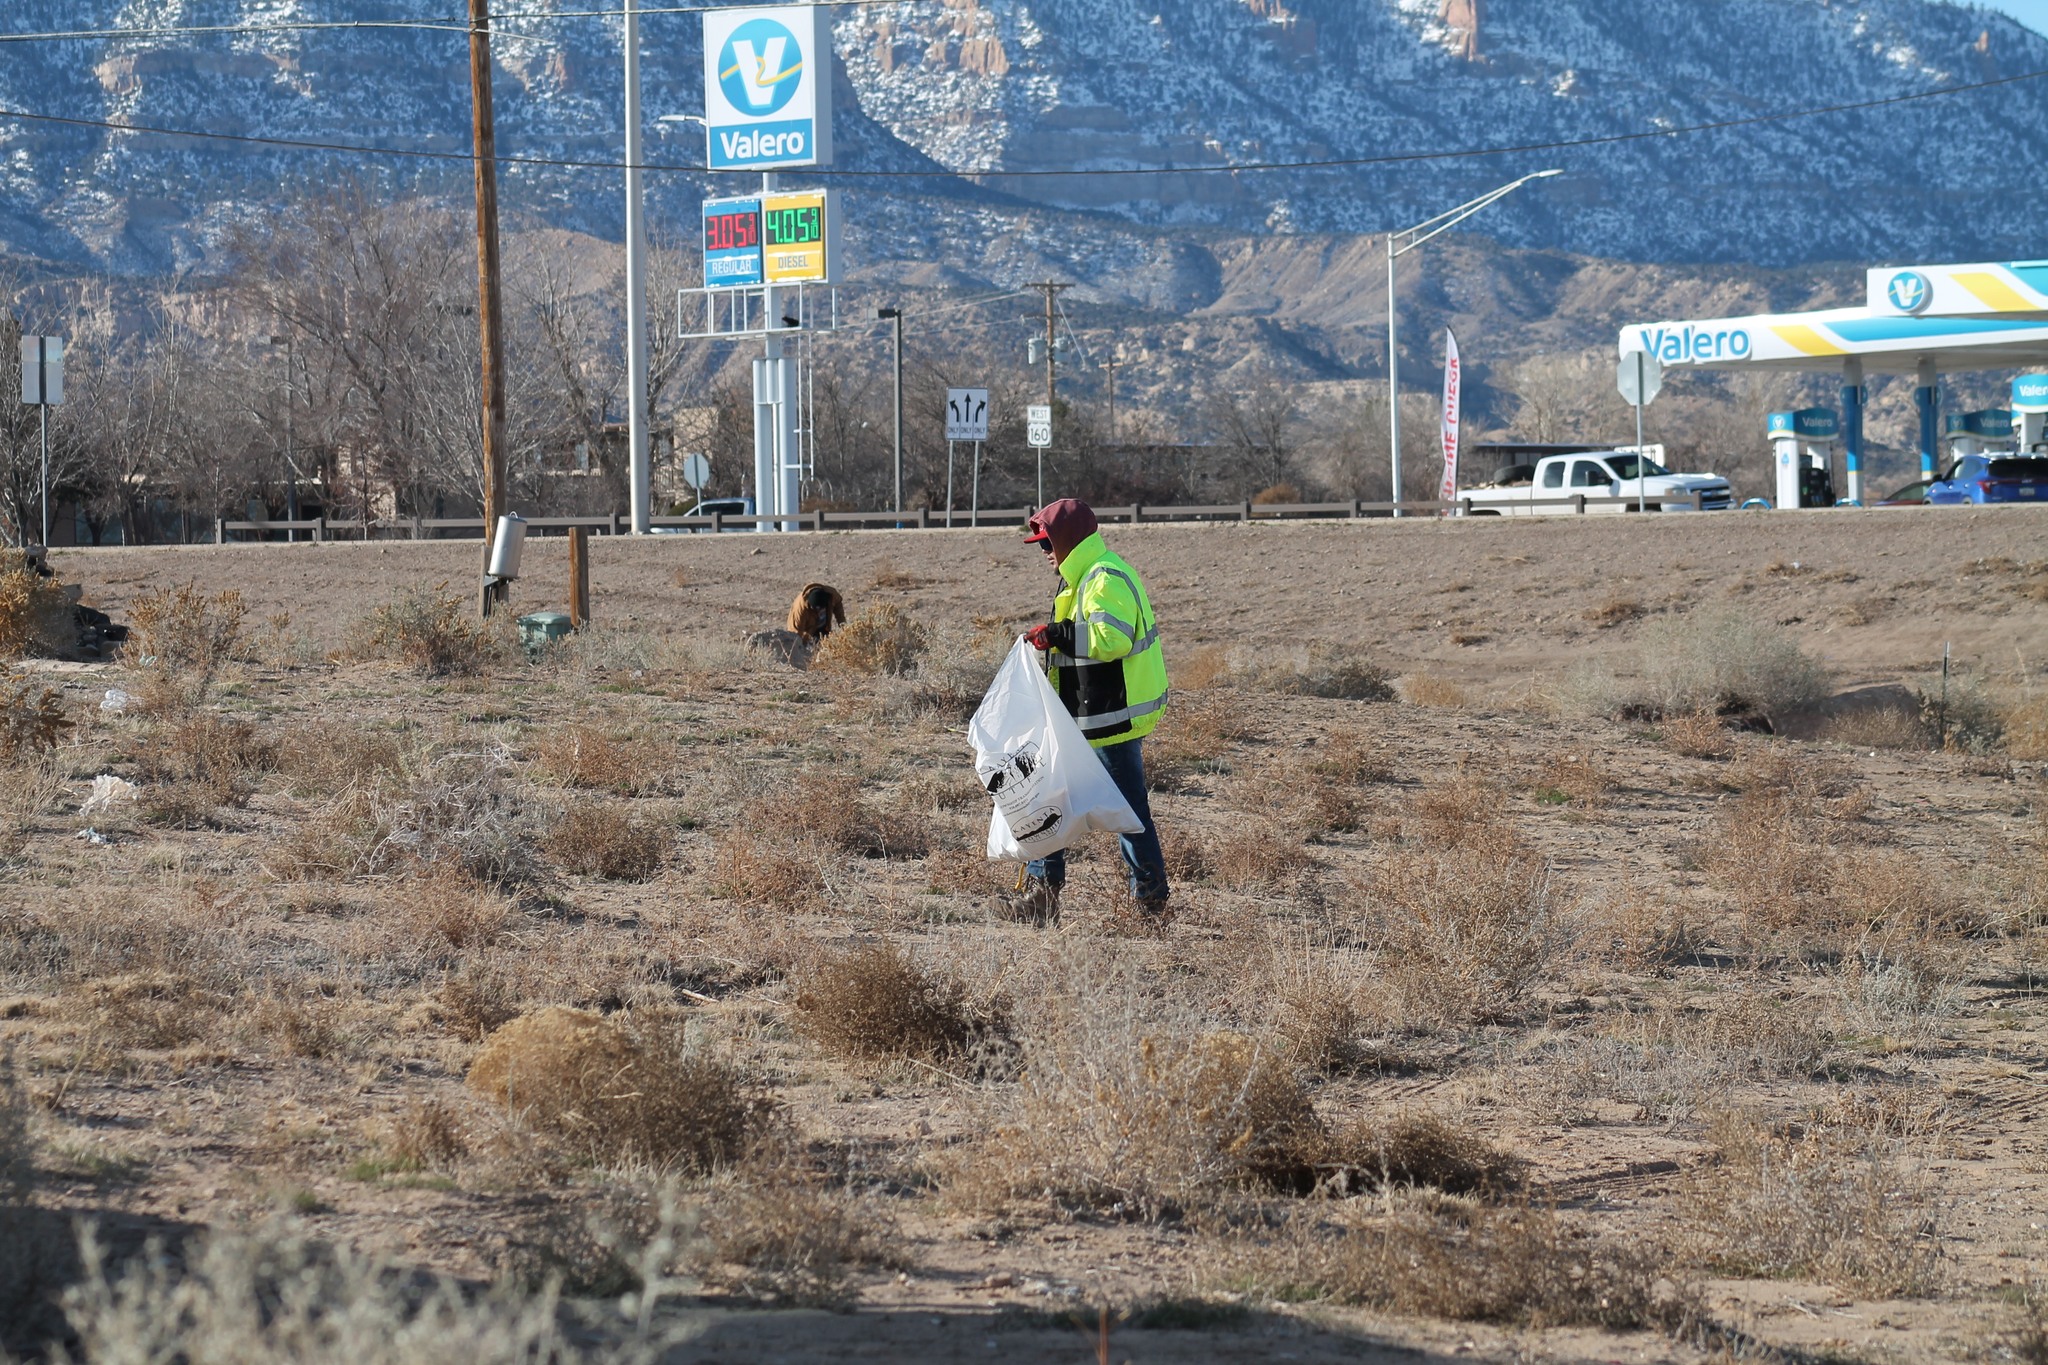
[1584,597,1645,629]
[1147,690,1252,789]
[350,583,505,677]
[387,1097,470,1172]
[274,720,412,797]
[1681,1109,1944,1297]
[810,604,926,676]
[1261,647,1396,701]
[2004,694,2048,760]
[1198,821,1318,891]
[792,942,1009,1066]
[531,724,647,793]
[1173,643,1235,690]
[749,770,928,859]
[1660,709,1734,759]
[131,713,277,820]
[711,829,826,910]
[400,870,512,954]
[693,1146,906,1306]
[0,674,70,757]
[1401,673,1468,708]
[1254,1192,1679,1330]
[1579,606,1831,723]
[950,970,1324,1216]
[1528,753,1614,809]
[467,1006,779,1169]
[0,565,73,659]
[1324,1114,1526,1196]
[1358,817,1571,1026]
[542,799,667,882]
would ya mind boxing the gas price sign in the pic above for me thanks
[701,195,764,289]
[761,189,832,284]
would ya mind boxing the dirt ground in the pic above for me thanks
[5,506,2048,1363]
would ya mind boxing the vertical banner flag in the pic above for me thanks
[1438,329,1462,511]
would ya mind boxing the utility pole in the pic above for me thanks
[623,0,652,535]
[1102,352,1120,446]
[877,306,904,515]
[1030,282,1070,509]
[468,0,511,614]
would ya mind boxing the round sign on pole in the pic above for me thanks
[682,452,710,492]
[1617,351,1663,407]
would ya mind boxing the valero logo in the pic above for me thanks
[1886,271,1931,314]
[720,17,803,116]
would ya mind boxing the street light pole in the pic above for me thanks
[623,0,652,535]
[877,306,904,515]
[1385,168,1560,515]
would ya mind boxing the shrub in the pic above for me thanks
[1401,673,1468,708]
[1266,1193,1678,1330]
[1660,708,1735,759]
[810,604,925,676]
[748,770,928,859]
[792,943,1008,1065]
[543,800,667,882]
[1681,1110,1943,1297]
[128,582,245,679]
[712,829,824,910]
[1325,1114,1525,1196]
[352,583,503,677]
[467,1006,779,1169]
[532,724,643,793]
[401,870,511,954]
[1363,831,1571,1026]
[693,1148,905,1306]
[951,970,1322,1217]
[0,674,69,757]
[0,566,71,659]
[388,1098,469,1172]
[1263,648,1396,701]
[54,1226,576,1363]
[1601,606,1830,723]
[132,713,276,818]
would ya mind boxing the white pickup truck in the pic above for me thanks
[1462,450,1734,515]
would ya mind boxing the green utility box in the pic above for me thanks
[518,611,573,660]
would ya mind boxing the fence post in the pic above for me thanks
[568,527,590,629]
[1460,497,1473,517]
[710,511,723,534]
[918,508,930,530]
[812,508,825,533]
[1131,504,1143,525]
[315,516,326,544]
[1573,494,1586,514]
[1240,501,1253,521]
[1691,490,1704,512]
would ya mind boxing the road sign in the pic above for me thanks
[1026,404,1052,448]
[946,387,990,442]
[682,452,710,492]
[702,5,833,170]
[20,336,62,406]
[1617,351,1663,407]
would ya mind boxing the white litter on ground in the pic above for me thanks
[80,774,139,815]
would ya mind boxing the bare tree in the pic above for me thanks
[1206,367,1301,498]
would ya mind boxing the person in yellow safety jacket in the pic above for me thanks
[1002,497,1171,926]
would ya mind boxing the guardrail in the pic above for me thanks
[213,490,1723,541]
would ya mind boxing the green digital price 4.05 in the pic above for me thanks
[761,190,831,284]
[765,204,822,246]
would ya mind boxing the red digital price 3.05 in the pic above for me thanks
[704,211,758,252]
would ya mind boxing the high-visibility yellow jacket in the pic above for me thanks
[1047,531,1169,746]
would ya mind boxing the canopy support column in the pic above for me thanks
[1916,358,1939,478]
[1841,358,1864,504]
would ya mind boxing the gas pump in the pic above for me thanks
[1944,409,2016,461]
[2013,374,2048,453]
[1767,408,1839,509]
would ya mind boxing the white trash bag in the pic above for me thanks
[970,638,1141,862]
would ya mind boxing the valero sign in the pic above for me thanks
[702,5,833,170]
[1766,408,1838,441]
[1630,323,1753,364]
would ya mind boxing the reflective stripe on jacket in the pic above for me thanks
[1046,531,1169,746]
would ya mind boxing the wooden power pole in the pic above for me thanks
[1030,281,1071,412]
[468,0,511,616]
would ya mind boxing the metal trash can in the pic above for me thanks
[517,611,573,660]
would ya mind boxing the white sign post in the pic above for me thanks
[701,5,833,171]
[20,336,63,547]
[944,388,989,529]
[1617,351,1663,514]
[1027,403,1052,509]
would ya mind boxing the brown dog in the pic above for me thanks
[786,583,845,642]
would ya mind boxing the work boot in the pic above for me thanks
[996,878,1061,926]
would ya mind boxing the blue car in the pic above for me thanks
[1926,454,2048,505]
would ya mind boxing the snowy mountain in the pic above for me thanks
[2,0,2045,273]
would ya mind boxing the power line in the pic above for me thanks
[1,62,2042,181]
[0,2,897,44]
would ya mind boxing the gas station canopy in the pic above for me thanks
[1617,258,2048,503]
[1619,306,2048,375]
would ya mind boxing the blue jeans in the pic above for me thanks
[1026,738,1169,901]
